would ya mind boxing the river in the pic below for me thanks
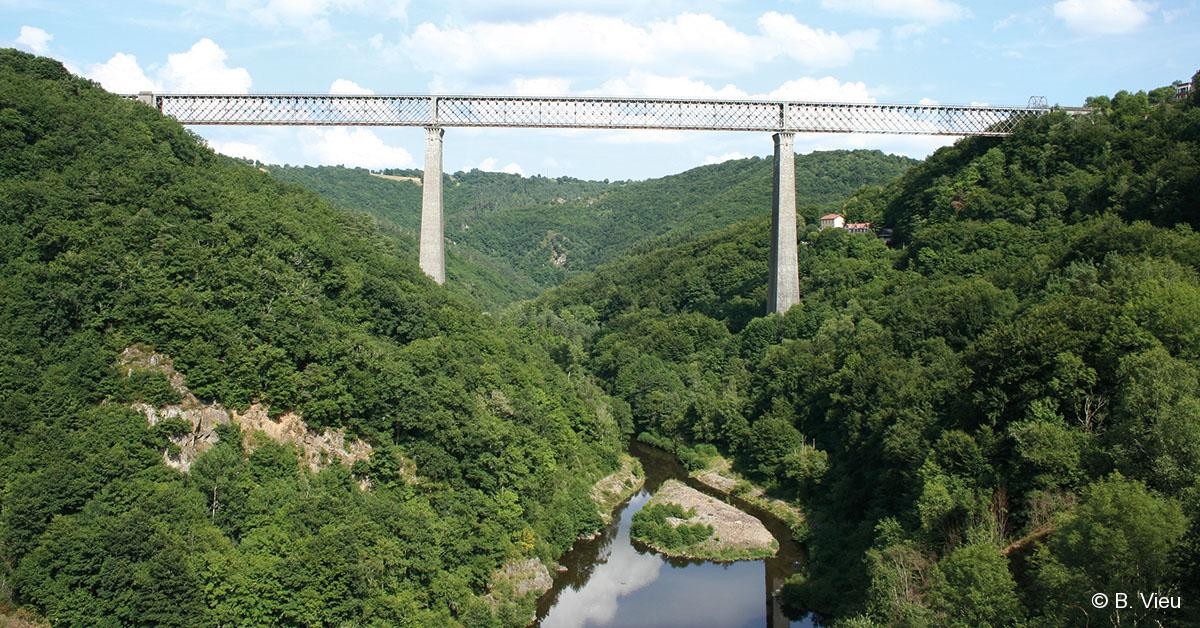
[533,441,817,628]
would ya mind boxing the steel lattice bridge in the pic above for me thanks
[138,92,1054,135]
[131,91,1084,313]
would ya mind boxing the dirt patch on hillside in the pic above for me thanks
[369,172,422,185]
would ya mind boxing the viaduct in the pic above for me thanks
[132,92,1075,314]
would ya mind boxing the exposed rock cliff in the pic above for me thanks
[119,346,372,472]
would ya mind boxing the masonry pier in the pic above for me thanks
[768,131,800,314]
[419,127,445,284]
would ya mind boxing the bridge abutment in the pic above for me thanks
[420,127,445,284]
[768,132,800,314]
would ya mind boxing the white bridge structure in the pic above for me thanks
[133,91,1078,313]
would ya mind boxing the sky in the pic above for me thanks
[4,0,1199,180]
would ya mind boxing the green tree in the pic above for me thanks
[1031,475,1188,625]
[926,541,1023,627]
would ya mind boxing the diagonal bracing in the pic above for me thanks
[135,93,1083,136]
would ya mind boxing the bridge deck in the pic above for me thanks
[135,93,1086,136]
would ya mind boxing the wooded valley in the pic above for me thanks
[2,47,1199,626]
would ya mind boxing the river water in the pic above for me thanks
[533,442,816,628]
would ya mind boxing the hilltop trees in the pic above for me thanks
[1028,474,1189,625]
[3,44,1199,625]
[0,49,621,625]
[525,83,1200,623]
[271,151,915,300]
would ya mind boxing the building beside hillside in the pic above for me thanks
[1176,81,1194,100]
[820,212,874,234]
[819,213,845,229]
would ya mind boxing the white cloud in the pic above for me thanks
[471,71,874,104]
[645,13,765,74]
[476,156,523,175]
[918,96,939,105]
[1053,0,1150,34]
[1162,6,1189,23]
[160,38,252,92]
[88,53,161,93]
[87,38,250,94]
[209,139,271,162]
[760,76,873,102]
[539,494,664,627]
[229,0,408,37]
[589,71,748,99]
[15,25,52,55]
[399,12,877,80]
[757,12,879,67]
[509,77,572,96]
[302,127,413,169]
[821,0,968,23]
[794,131,954,159]
[703,152,748,165]
[993,12,1023,30]
[329,78,373,94]
[892,23,928,39]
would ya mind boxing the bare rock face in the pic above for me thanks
[132,400,227,472]
[119,346,372,473]
[542,230,569,268]
[234,404,373,471]
[496,558,554,598]
[484,557,554,611]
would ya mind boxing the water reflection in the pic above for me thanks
[538,491,663,627]
[534,442,817,628]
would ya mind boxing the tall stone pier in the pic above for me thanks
[420,127,445,284]
[768,132,800,314]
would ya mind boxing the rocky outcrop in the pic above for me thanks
[541,231,569,268]
[119,346,372,473]
[590,454,644,524]
[482,556,554,618]
[489,558,553,599]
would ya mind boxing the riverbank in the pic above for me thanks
[631,479,777,561]
[590,453,645,525]
[534,441,809,626]
[690,454,807,538]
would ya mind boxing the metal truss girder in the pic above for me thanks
[137,93,1066,136]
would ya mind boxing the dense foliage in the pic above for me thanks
[271,150,914,296]
[524,84,1200,624]
[629,502,713,551]
[0,49,624,626]
[5,43,1198,626]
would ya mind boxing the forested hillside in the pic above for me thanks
[524,84,1200,624]
[0,49,624,626]
[270,150,914,294]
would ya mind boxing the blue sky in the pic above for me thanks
[5,0,1198,180]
